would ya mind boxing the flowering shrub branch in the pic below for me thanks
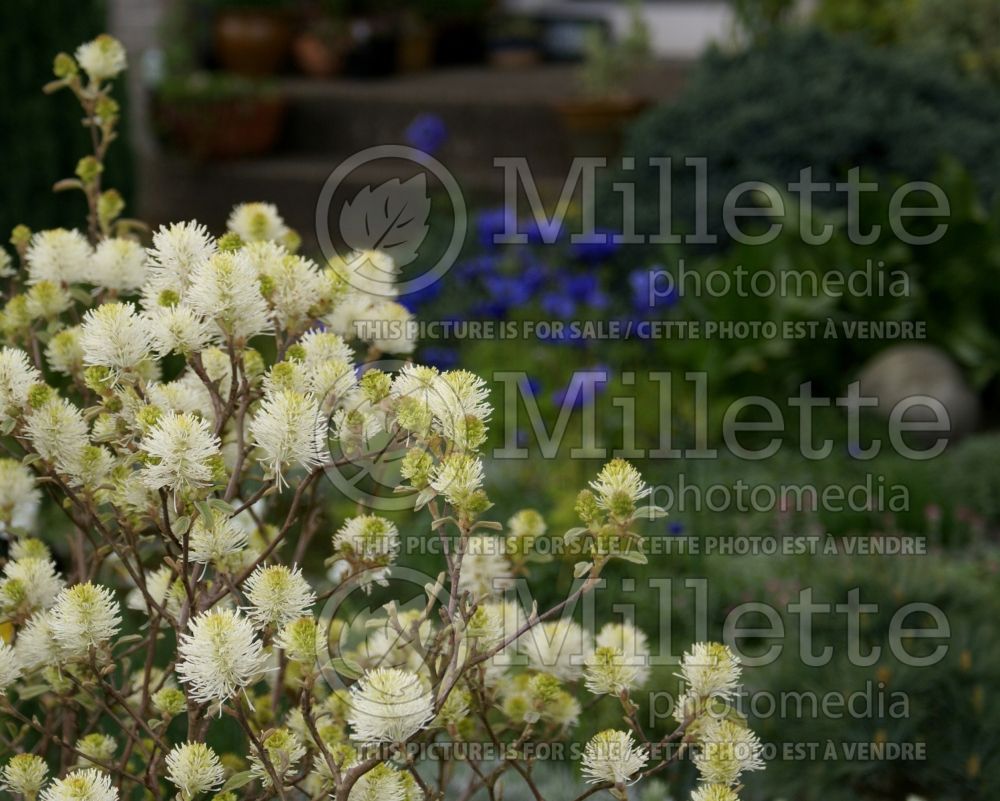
[0,35,766,801]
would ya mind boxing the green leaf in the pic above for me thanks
[631,506,667,521]
[219,771,255,793]
[330,656,364,680]
[616,550,648,565]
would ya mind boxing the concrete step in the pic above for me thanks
[139,62,690,240]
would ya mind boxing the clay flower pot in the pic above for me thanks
[554,95,650,156]
[214,9,292,76]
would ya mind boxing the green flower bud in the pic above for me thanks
[400,448,433,487]
[575,489,601,526]
[53,52,78,79]
[281,229,302,253]
[95,95,119,122]
[10,225,32,250]
[26,384,53,410]
[152,687,187,718]
[217,232,243,252]
[97,189,125,228]
[359,369,391,403]
[75,156,103,185]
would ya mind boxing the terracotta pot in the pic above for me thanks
[292,31,346,77]
[397,27,434,73]
[214,9,292,76]
[488,44,541,69]
[155,94,286,160]
[554,96,650,156]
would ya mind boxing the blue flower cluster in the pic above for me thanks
[399,203,682,411]
[404,113,448,156]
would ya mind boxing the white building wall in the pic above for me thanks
[505,0,734,59]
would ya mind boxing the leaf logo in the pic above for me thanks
[339,175,430,268]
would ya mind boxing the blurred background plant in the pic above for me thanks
[0,0,133,242]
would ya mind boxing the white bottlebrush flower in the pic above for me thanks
[429,453,485,509]
[693,719,765,786]
[165,742,225,801]
[297,329,357,402]
[679,643,742,700]
[248,727,306,786]
[0,642,21,694]
[25,228,92,285]
[90,237,147,291]
[176,608,269,704]
[14,610,60,672]
[45,326,85,375]
[146,379,208,416]
[330,514,400,591]
[227,202,289,243]
[74,733,116,768]
[80,302,153,371]
[49,582,122,658]
[145,304,216,356]
[185,252,271,342]
[74,34,127,83]
[249,389,327,487]
[596,622,650,687]
[390,363,438,405]
[1,556,65,615]
[332,250,399,299]
[139,411,221,492]
[520,619,592,682]
[330,391,383,458]
[0,754,49,797]
[507,508,547,546]
[690,785,740,801]
[274,616,321,665]
[25,280,72,320]
[299,328,354,366]
[584,646,638,697]
[189,510,249,565]
[0,346,41,416]
[254,247,324,329]
[347,763,411,801]
[244,564,316,629]
[429,370,491,451]
[347,668,434,744]
[589,458,650,514]
[40,769,117,801]
[332,514,400,563]
[366,300,415,355]
[581,729,648,786]
[24,396,89,475]
[0,458,40,531]
[457,535,513,597]
[309,358,357,410]
[324,291,380,341]
[0,248,13,278]
[146,221,216,294]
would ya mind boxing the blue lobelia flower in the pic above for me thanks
[475,206,517,249]
[629,266,678,312]
[405,113,448,155]
[570,229,619,263]
[420,346,459,370]
[541,292,576,319]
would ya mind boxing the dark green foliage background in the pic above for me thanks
[0,0,133,244]
[620,29,1000,247]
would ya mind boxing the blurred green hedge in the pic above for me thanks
[619,29,1000,247]
[0,0,133,243]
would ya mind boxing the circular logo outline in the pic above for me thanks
[314,144,468,297]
